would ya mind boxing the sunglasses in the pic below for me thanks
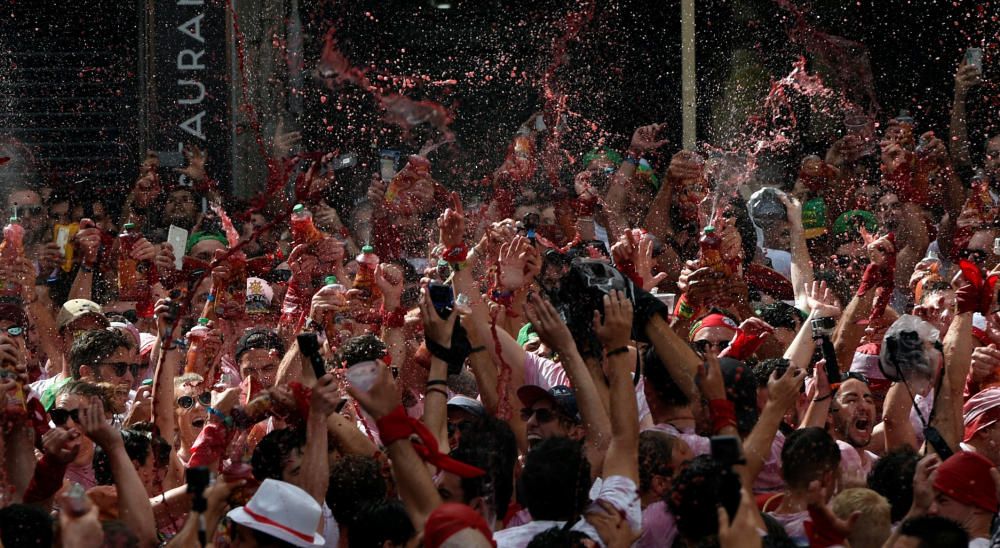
[4,326,24,337]
[50,407,80,426]
[98,362,141,377]
[693,339,730,353]
[519,407,558,424]
[176,392,212,409]
[17,205,44,217]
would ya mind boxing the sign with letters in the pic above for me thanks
[148,0,232,187]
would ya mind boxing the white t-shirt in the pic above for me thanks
[644,422,711,457]
[523,352,651,424]
[766,510,809,547]
[493,476,641,548]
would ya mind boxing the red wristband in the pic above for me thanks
[709,398,736,433]
[376,405,486,479]
[381,307,406,328]
[442,243,469,264]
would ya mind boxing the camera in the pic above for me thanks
[810,316,836,339]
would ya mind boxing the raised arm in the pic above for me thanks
[68,221,102,301]
[296,374,340,504]
[594,291,639,482]
[778,194,814,310]
[644,313,704,409]
[741,367,805,489]
[151,298,184,447]
[80,397,156,547]
[349,364,443,530]
[525,294,613,467]
[949,60,981,168]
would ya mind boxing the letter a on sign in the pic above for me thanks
[178,14,205,43]
[180,111,206,140]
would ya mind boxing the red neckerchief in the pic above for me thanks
[375,405,485,479]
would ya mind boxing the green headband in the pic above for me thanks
[580,147,623,168]
[636,160,661,190]
[186,231,228,254]
[516,322,539,346]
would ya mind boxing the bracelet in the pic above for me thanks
[469,346,486,354]
[675,294,697,319]
[426,387,449,398]
[303,318,324,333]
[426,379,448,388]
[606,346,630,358]
[813,393,833,402]
[381,307,406,329]
[708,398,737,433]
[206,406,233,428]
[205,293,216,303]
[80,264,95,273]
[441,243,469,264]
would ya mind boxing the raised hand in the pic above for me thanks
[635,235,667,290]
[768,366,806,411]
[592,290,634,351]
[78,397,121,451]
[665,150,704,182]
[310,374,343,417]
[272,118,302,159]
[41,427,81,464]
[419,286,458,348]
[131,237,158,262]
[525,293,576,355]
[346,361,400,420]
[375,263,404,309]
[437,191,465,249]
[955,61,982,98]
[74,221,102,265]
[805,280,841,318]
[287,243,319,284]
[498,235,536,291]
[910,454,941,515]
[629,123,669,155]
[177,145,207,182]
[154,243,177,272]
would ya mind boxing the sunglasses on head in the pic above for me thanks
[176,392,212,409]
[4,326,24,337]
[520,407,558,423]
[693,339,730,353]
[98,362,141,377]
[50,407,80,426]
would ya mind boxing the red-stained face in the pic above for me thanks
[676,180,708,223]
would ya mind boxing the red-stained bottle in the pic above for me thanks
[384,155,431,205]
[184,318,211,375]
[353,245,381,306]
[0,217,24,300]
[116,223,146,301]
[698,226,730,276]
[290,204,323,246]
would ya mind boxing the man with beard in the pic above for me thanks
[68,328,137,415]
[830,374,878,482]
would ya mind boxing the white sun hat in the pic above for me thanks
[227,478,324,546]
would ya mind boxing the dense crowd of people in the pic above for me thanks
[0,52,997,548]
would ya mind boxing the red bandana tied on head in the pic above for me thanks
[964,387,1000,443]
[424,503,496,548]
[689,313,739,341]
